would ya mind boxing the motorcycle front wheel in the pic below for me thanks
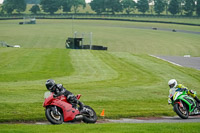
[174,103,189,119]
[45,106,64,124]
[82,105,97,123]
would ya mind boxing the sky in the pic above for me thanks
[0,0,92,4]
[86,0,91,3]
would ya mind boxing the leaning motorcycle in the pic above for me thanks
[43,92,97,124]
[169,89,200,119]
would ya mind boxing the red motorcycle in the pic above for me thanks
[43,92,97,124]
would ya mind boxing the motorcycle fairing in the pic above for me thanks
[173,92,196,112]
[43,93,80,121]
[51,100,80,121]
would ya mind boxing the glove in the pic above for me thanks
[67,94,78,103]
[168,98,172,104]
[53,94,57,98]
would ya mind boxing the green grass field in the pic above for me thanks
[0,123,200,133]
[0,19,200,132]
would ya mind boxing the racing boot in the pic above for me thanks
[78,101,87,114]
[80,107,88,114]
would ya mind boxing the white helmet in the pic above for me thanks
[168,79,177,89]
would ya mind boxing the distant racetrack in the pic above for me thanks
[109,25,200,35]
[151,55,200,70]
[84,23,200,35]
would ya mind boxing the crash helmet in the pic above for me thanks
[168,79,177,89]
[45,79,56,92]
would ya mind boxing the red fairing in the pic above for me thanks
[43,93,80,121]
[43,93,54,107]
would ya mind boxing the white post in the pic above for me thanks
[72,15,74,36]
[74,31,77,38]
[81,33,84,48]
[90,32,92,50]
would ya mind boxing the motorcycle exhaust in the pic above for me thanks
[75,115,83,121]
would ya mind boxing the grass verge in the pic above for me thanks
[0,123,200,133]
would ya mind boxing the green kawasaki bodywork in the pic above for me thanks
[172,90,197,113]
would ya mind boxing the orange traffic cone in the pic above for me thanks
[100,109,105,117]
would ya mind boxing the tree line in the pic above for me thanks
[1,0,200,16]
[25,0,41,4]
[91,0,200,16]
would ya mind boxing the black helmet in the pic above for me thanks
[46,79,56,92]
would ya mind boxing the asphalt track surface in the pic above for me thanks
[107,116,200,123]
[86,23,200,35]
[16,116,200,124]
[2,116,199,125]
[110,25,200,35]
[151,55,200,70]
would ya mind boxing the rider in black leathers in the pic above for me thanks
[45,79,84,111]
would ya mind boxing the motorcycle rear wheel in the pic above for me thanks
[45,106,64,124]
[82,105,97,123]
[174,103,189,119]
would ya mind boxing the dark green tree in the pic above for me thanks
[90,0,105,14]
[154,0,165,15]
[197,0,200,16]
[90,0,122,14]
[104,0,122,14]
[29,4,40,14]
[25,0,41,4]
[183,0,195,16]
[70,0,86,14]
[121,0,136,14]
[61,0,72,12]
[0,4,4,15]
[163,0,170,15]
[137,0,149,14]
[15,0,26,13]
[168,0,180,15]
[2,0,26,14]
[40,0,61,14]
[178,0,184,15]
[2,0,15,14]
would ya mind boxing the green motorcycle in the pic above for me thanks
[169,89,200,119]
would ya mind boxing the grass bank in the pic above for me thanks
[0,19,200,55]
[0,50,199,122]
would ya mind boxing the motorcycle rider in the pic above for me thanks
[168,79,200,108]
[45,79,85,112]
